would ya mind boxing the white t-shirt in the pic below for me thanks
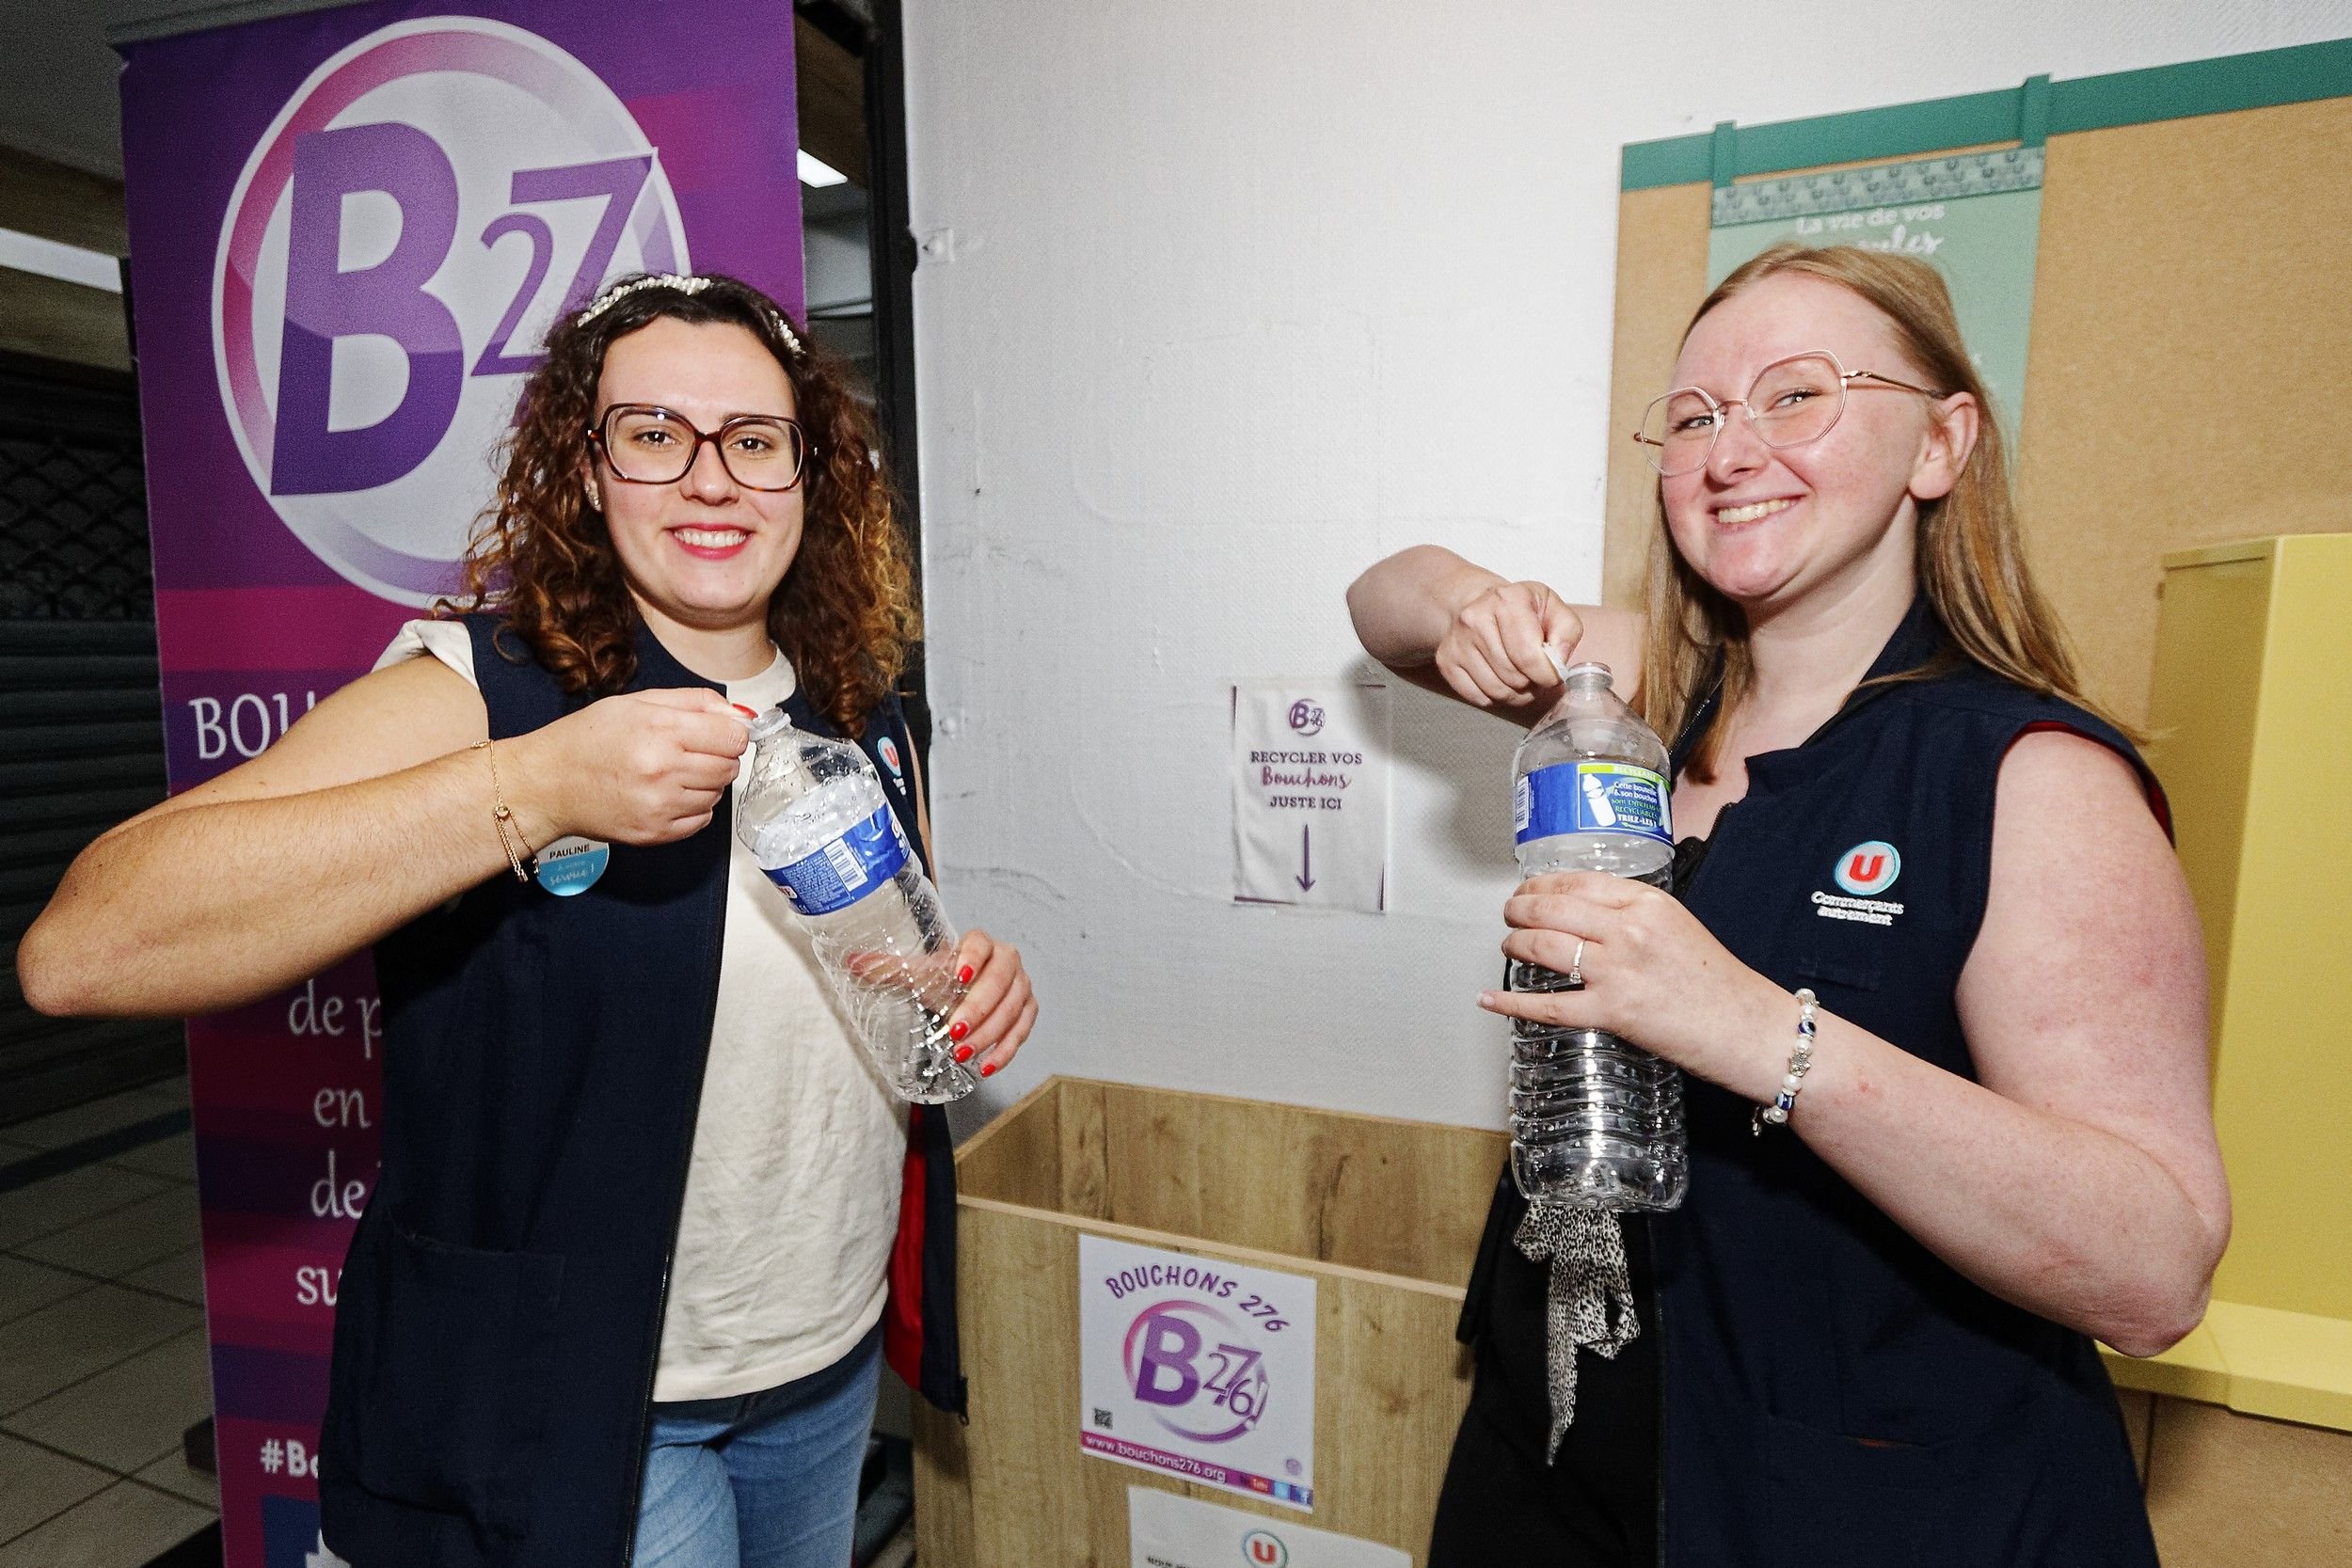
[375,621,907,1400]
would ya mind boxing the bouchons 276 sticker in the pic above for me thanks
[1079,1235,1318,1511]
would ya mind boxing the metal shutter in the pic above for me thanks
[1,357,182,1125]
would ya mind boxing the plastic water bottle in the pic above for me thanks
[1507,661,1686,1210]
[735,709,976,1103]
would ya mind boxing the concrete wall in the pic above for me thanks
[901,0,2352,1131]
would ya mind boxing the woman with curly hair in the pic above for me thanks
[20,273,1035,1568]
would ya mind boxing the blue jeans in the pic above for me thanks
[629,1323,883,1568]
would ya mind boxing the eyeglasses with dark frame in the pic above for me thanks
[588,404,812,492]
[1632,350,1946,478]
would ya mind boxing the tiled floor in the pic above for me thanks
[0,1077,215,1565]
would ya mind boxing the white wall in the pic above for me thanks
[904,0,2352,1132]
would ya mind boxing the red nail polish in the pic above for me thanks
[957,964,976,985]
[953,1044,974,1063]
[979,1061,997,1077]
[948,1020,970,1042]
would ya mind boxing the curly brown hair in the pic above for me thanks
[452,273,920,735]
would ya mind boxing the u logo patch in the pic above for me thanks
[1834,841,1901,896]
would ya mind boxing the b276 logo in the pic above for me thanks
[213,16,690,604]
[1124,1299,1278,1444]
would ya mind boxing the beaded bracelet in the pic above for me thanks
[1751,987,1818,1135]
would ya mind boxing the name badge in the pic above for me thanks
[533,835,610,896]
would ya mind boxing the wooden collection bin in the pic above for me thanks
[913,1076,1510,1565]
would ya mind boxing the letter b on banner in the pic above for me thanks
[273,122,464,495]
[210,17,698,606]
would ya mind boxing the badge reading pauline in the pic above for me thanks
[534,835,611,896]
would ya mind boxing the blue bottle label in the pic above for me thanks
[1515,762,1673,847]
[764,806,911,915]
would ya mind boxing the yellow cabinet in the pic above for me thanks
[2107,533,2352,1432]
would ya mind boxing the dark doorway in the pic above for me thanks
[0,349,179,1124]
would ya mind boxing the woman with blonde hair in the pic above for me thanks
[22,273,1035,1568]
[1348,244,2224,1565]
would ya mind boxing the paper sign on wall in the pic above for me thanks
[1232,682,1390,913]
[1080,1235,1318,1511]
[1128,1488,1410,1568]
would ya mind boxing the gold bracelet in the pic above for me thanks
[471,739,532,882]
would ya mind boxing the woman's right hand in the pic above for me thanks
[508,688,750,847]
[1434,579,1583,711]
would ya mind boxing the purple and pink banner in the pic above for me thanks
[117,4,803,1560]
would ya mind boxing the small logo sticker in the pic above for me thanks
[1834,841,1901,896]
[1241,1528,1290,1567]
[877,736,903,779]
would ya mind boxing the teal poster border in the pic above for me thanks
[1622,36,2352,191]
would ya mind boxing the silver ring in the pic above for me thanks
[1566,938,1585,989]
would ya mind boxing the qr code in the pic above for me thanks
[1092,1408,1114,1430]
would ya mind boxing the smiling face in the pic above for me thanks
[1661,272,1968,621]
[588,315,805,640]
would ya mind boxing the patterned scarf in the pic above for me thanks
[1513,1201,1640,1461]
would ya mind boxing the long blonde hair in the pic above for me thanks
[1639,243,2128,779]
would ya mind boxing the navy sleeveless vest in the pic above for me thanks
[1458,598,2166,1567]
[319,616,962,1568]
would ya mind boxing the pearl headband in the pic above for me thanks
[575,273,803,356]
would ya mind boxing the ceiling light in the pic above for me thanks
[0,228,121,293]
[798,150,848,188]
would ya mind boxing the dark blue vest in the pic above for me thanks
[319,617,961,1568]
[1652,599,2163,1567]
[1457,599,2165,1567]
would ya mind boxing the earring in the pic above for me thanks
[584,477,602,512]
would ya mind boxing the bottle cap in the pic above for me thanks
[1564,659,1613,688]
[744,706,795,742]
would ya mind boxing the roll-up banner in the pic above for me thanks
[116,5,803,1560]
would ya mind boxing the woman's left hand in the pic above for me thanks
[946,928,1038,1080]
[1480,871,1784,1100]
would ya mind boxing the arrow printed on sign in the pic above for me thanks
[1296,823,1315,892]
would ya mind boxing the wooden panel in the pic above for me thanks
[956,1074,1064,1212]
[2014,99,2352,726]
[911,1397,978,1566]
[1602,182,1712,611]
[2144,1399,2352,1565]
[926,1200,1473,1565]
[1057,1076,1111,1223]
[1085,1082,1505,1288]
[2115,1386,2154,1481]
[923,1079,1503,1562]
